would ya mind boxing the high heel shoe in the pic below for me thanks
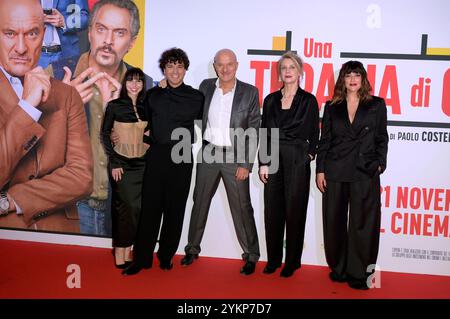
[115,263,129,269]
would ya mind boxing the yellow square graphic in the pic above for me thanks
[272,36,286,50]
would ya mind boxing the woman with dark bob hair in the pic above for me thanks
[316,60,388,290]
[101,67,149,269]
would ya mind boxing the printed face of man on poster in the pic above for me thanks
[0,1,45,78]
[0,0,93,232]
[88,3,137,72]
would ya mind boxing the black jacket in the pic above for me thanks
[316,96,388,182]
[259,87,319,166]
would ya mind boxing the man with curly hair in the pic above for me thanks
[123,48,204,276]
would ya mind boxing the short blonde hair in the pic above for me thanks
[277,51,304,78]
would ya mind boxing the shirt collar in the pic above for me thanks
[215,78,237,93]
[0,66,22,86]
[0,66,24,98]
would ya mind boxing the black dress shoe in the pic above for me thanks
[180,253,198,266]
[280,265,300,278]
[122,262,151,276]
[329,271,347,283]
[263,265,278,274]
[348,279,369,290]
[240,261,256,275]
[159,261,173,270]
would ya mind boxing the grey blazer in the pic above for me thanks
[199,78,261,172]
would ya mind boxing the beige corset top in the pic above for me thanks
[113,120,149,158]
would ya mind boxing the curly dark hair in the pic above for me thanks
[119,67,146,102]
[158,48,190,73]
[331,60,372,105]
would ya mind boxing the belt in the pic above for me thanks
[42,45,62,53]
[202,140,232,152]
[80,198,108,211]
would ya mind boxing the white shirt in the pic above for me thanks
[204,79,236,147]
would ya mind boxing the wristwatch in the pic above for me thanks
[0,192,10,216]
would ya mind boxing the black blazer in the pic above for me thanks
[260,87,319,156]
[316,96,388,182]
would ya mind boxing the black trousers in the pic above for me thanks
[134,144,193,267]
[322,175,381,281]
[110,157,146,247]
[264,143,311,269]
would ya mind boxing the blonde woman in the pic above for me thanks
[259,52,319,277]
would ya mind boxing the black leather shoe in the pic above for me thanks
[280,265,300,278]
[180,253,198,266]
[122,262,151,276]
[240,261,256,275]
[160,260,173,271]
[263,265,278,274]
[348,280,369,290]
[329,271,347,283]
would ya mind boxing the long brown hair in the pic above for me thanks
[331,60,372,105]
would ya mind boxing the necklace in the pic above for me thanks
[281,89,296,99]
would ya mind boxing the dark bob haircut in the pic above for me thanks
[159,47,190,73]
[119,67,146,102]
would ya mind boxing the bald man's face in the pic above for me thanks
[0,1,44,77]
[214,51,238,85]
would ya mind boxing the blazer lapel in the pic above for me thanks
[230,80,243,128]
[337,101,354,135]
[35,79,58,167]
[269,90,282,128]
[202,80,216,128]
[0,72,20,119]
[352,100,369,133]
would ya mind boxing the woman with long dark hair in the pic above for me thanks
[101,67,149,268]
[316,61,388,289]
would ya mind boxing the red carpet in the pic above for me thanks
[1,239,449,299]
